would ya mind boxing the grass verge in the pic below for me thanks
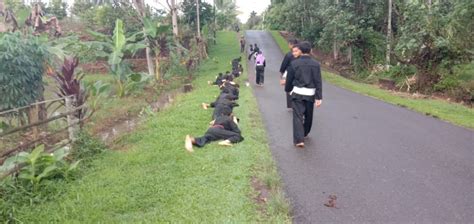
[270,30,474,129]
[10,32,290,223]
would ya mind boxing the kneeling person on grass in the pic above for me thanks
[185,115,244,152]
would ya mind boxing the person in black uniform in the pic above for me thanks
[248,43,260,61]
[284,41,322,148]
[279,38,299,110]
[185,115,243,152]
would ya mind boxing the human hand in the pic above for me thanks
[315,100,322,108]
[280,79,286,86]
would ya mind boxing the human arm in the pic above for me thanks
[284,63,296,92]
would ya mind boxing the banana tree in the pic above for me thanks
[142,17,171,82]
[88,19,148,97]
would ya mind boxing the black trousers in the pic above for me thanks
[194,127,244,147]
[286,92,292,108]
[292,98,314,144]
[256,66,265,85]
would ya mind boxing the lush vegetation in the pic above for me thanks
[0,1,288,222]
[264,0,473,101]
[271,30,474,129]
[2,32,290,223]
[0,33,48,110]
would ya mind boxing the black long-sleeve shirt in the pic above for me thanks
[214,115,241,134]
[285,55,323,101]
[279,51,295,74]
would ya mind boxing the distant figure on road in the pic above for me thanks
[285,41,323,148]
[255,51,266,86]
[240,36,246,53]
[279,38,299,110]
[248,43,260,61]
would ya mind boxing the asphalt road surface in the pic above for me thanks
[244,30,474,223]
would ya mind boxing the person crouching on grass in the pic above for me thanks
[185,115,244,152]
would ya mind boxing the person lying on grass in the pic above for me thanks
[185,115,244,152]
[208,73,224,86]
[202,92,239,119]
[231,57,242,77]
[220,81,240,99]
[208,71,233,86]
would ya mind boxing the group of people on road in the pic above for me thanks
[185,35,323,151]
[185,56,244,152]
[279,39,323,148]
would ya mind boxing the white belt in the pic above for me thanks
[292,87,316,96]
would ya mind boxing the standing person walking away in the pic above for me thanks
[279,38,299,110]
[284,41,322,148]
[255,51,266,86]
[240,36,246,53]
[248,43,260,61]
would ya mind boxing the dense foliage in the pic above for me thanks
[264,0,473,99]
[0,33,48,110]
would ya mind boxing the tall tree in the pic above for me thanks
[196,0,201,38]
[385,0,392,70]
[166,0,179,37]
[132,0,155,79]
[333,0,339,60]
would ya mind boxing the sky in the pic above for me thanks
[33,0,271,23]
[147,0,271,23]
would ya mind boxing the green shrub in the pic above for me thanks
[0,33,48,110]
[71,132,107,163]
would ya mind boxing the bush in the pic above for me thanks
[71,132,107,163]
[0,33,48,110]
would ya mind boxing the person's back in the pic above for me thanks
[289,56,321,90]
[255,53,266,67]
[255,52,266,86]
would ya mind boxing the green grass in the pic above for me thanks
[270,30,474,129]
[11,32,290,223]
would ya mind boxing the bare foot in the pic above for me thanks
[295,142,305,148]
[185,135,194,152]
[218,140,233,146]
[201,103,208,110]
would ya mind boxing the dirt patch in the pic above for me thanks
[94,88,182,146]
[81,59,149,74]
[81,61,109,74]
[251,176,271,214]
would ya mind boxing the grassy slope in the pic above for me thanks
[14,32,290,223]
[270,31,474,129]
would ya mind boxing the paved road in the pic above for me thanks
[244,30,474,223]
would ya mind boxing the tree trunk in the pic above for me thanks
[333,0,339,60]
[385,0,392,70]
[196,0,201,38]
[171,0,179,37]
[132,0,155,78]
[347,45,352,64]
[213,0,216,44]
[0,0,6,32]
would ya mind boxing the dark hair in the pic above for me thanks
[254,43,258,47]
[288,38,299,45]
[295,41,312,54]
[218,73,223,76]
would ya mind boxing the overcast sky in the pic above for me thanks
[147,0,271,23]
